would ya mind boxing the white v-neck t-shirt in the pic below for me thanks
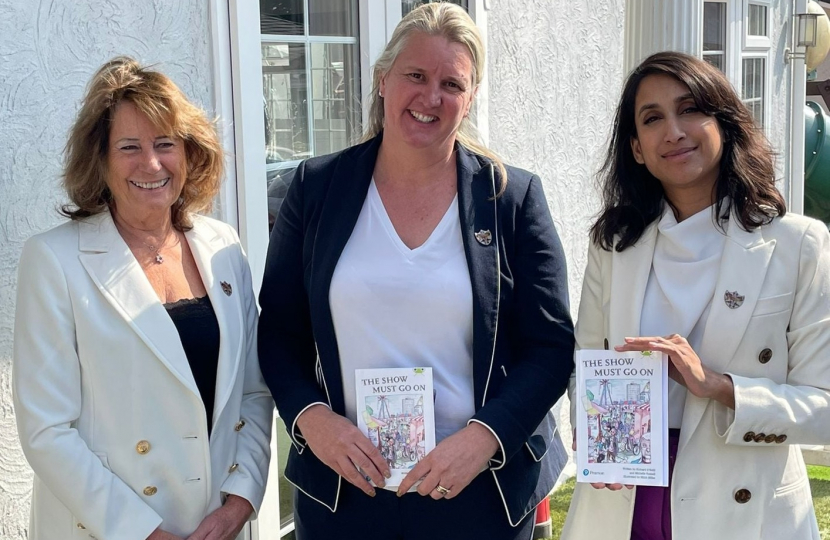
[330,180,475,443]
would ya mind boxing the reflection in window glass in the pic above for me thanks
[262,43,309,160]
[311,43,361,155]
[748,4,767,37]
[402,0,467,16]
[309,0,357,37]
[742,57,765,126]
[260,0,304,35]
[703,2,726,72]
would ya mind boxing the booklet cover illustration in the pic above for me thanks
[355,367,436,490]
[575,350,668,486]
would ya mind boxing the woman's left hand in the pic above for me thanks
[397,422,499,499]
[615,335,735,408]
[186,495,253,540]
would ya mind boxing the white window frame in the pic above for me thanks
[702,0,770,132]
[743,0,772,50]
[216,3,488,539]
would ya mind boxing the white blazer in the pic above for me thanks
[561,212,830,540]
[13,212,273,540]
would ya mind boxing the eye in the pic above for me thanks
[408,73,424,81]
[156,140,175,149]
[119,144,139,151]
[681,105,701,114]
[642,115,659,125]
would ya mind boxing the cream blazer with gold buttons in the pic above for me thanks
[13,211,273,540]
[561,212,830,540]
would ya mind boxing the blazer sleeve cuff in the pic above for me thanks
[467,418,508,469]
[220,472,265,519]
[290,401,331,451]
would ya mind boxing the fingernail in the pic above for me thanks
[396,490,403,498]
[377,480,386,488]
[384,471,392,479]
[368,489,376,497]
[624,337,634,343]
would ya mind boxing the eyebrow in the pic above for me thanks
[637,93,695,116]
[113,136,173,144]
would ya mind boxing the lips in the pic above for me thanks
[409,110,437,123]
[129,178,170,190]
[662,147,696,158]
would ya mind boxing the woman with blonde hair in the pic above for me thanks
[258,4,574,539]
[13,57,273,540]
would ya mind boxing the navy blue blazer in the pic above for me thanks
[258,135,574,526]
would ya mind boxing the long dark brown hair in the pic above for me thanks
[591,51,785,251]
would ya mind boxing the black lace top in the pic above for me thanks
[164,295,220,436]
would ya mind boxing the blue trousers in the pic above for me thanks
[293,471,535,540]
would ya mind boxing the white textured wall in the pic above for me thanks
[0,1,214,537]
[486,0,626,459]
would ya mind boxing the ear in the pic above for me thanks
[464,84,479,117]
[630,136,645,165]
[379,74,388,99]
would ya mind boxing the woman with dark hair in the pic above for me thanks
[561,51,830,540]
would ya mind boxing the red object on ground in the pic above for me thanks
[533,496,552,539]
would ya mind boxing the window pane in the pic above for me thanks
[276,417,296,539]
[261,0,304,35]
[402,0,468,16]
[310,42,361,156]
[742,57,765,126]
[309,0,357,37]
[703,53,724,71]
[748,4,768,37]
[703,2,726,52]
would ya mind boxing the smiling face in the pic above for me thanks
[630,74,723,207]
[379,32,476,155]
[106,100,186,224]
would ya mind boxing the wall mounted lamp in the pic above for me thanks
[786,12,819,63]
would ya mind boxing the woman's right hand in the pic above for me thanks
[295,404,391,496]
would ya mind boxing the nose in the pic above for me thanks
[664,115,686,143]
[141,147,162,173]
[424,81,441,108]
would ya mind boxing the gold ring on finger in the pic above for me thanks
[435,485,451,496]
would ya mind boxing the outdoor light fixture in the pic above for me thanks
[786,12,820,62]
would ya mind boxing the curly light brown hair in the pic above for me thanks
[61,57,223,230]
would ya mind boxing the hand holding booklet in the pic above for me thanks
[355,367,436,490]
[574,350,669,486]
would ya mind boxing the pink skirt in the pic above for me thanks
[630,429,680,540]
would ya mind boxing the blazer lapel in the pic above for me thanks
[456,148,499,407]
[77,212,199,397]
[185,220,244,427]
[679,217,775,451]
[308,137,379,414]
[608,224,658,344]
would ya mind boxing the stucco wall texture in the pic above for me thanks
[487,0,627,456]
[0,1,214,536]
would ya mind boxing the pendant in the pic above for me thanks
[154,253,164,264]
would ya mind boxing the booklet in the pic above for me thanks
[355,367,436,490]
[574,350,669,486]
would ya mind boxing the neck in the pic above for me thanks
[374,139,456,187]
[112,207,175,245]
[665,189,716,222]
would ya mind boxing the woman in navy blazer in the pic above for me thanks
[258,4,574,539]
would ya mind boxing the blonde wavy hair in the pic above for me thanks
[362,2,507,192]
[61,57,223,230]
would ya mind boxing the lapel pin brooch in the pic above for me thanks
[724,290,744,309]
[474,229,492,246]
[221,281,233,297]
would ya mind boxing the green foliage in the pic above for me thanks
[544,467,830,539]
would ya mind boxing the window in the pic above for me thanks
[701,0,770,129]
[402,0,467,17]
[742,56,766,125]
[260,0,362,229]
[703,2,727,70]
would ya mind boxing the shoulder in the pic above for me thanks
[190,213,240,242]
[23,218,82,258]
[300,136,379,179]
[759,212,828,245]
